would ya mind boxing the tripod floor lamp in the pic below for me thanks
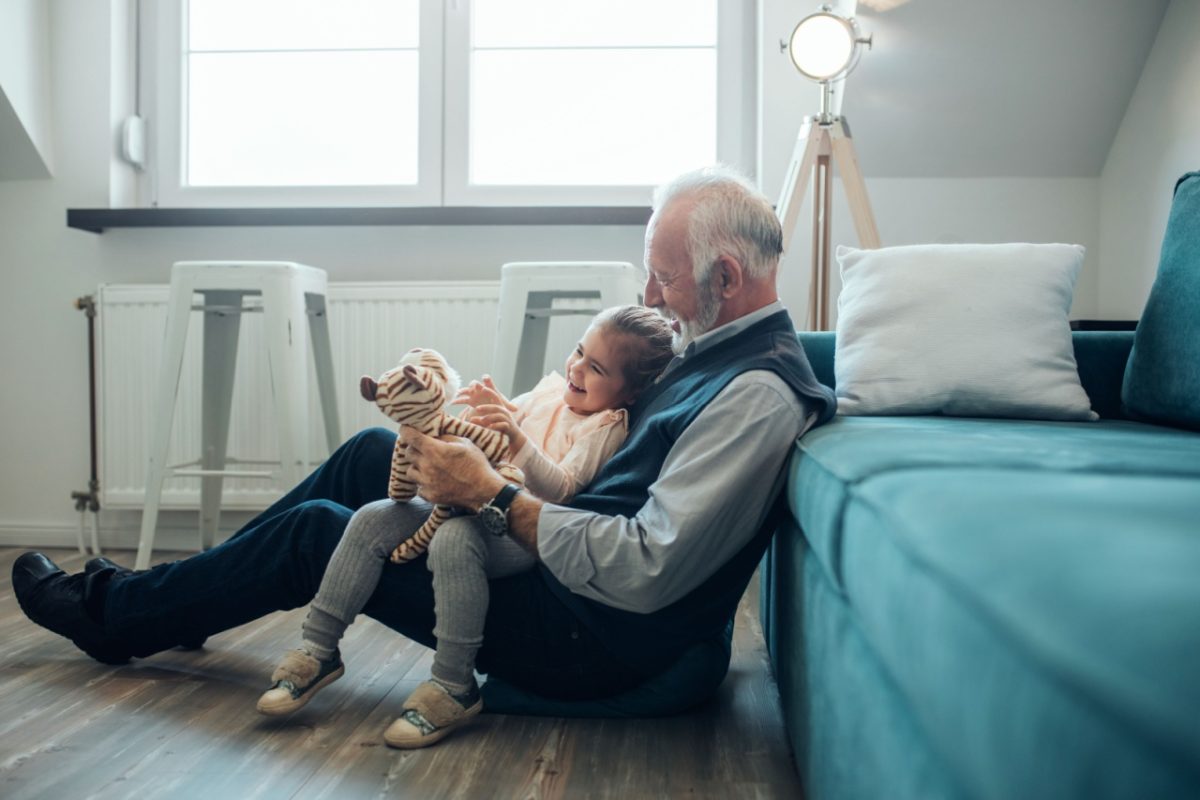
[776,6,881,331]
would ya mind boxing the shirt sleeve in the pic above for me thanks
[511,417,628,504]
[536,371,815,613]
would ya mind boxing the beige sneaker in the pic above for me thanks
[383,680,483,749]
[256,649,344,716]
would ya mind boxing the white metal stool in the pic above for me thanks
[135,261,341,569]
[491,261,645,396]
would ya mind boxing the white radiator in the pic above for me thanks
[96,281,594,510]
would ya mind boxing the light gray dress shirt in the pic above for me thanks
[536,301,819,613]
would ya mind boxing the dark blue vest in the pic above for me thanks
[538,309,836,674]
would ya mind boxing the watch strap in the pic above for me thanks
[490,483,521,513]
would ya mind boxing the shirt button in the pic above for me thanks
[570,631,580,640]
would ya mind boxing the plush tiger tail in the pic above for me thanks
[390,503,455,563]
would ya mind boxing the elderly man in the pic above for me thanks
[14,166,835,741]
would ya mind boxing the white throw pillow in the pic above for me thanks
[834,243,1097,420]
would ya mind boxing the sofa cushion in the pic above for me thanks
[833,243,1096,420]
[1122,171,1200,431]
[835,468,1200,797]
[789,416,1200,591]
[797,330,1136,420]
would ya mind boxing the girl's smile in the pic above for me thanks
[562,324,636,414]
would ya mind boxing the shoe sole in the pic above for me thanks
[256,664,345,716]
[383,699,483,749]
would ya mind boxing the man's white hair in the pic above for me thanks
[648,165,784,284]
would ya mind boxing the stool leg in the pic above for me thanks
[306,292,341,454]
[263,280,310,489]
[514,291,553,396]
[492,284,528,397]
[199,291,243,551]
[136,278,194,570]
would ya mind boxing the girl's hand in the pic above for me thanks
[472,403,527,456]
[480,376,519,412]
[452,374,517,411]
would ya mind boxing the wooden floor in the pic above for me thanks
[0,547,801,799]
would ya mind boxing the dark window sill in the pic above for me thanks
[66,206,652,233]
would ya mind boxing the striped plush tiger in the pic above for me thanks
[361,348,524,563]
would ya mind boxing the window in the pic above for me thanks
[145,0,750,208]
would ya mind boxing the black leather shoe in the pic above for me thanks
[84,556,207,651]
[85,555,134,577]
[12,552,132,665]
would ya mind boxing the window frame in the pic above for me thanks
[140,0,752,209]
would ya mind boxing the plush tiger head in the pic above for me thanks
[360,348,462,427]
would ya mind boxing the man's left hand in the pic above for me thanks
[402,426,506,508]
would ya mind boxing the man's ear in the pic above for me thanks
[714,255,744,299]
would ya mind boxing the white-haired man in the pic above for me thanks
[15,166,836,746]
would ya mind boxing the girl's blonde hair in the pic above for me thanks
[591,305,675,400]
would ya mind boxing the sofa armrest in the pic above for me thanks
[796,332,836,389]
[795,330,1134,420]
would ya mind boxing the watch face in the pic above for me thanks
[478,504,506,535]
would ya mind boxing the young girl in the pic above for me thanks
[256,305,674,747]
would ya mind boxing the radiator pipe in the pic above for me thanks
[71,294,102,555]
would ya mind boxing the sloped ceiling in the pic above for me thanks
[822,0,1170,178]
[0,85,51,180]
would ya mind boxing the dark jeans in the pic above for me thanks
[103,428,645,700]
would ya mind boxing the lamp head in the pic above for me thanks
[788,5,872,83]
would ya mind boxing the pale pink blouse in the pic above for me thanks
[507,372,629,504]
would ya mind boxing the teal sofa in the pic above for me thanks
[762,172,1200,799]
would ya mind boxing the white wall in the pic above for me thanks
[1097,0,1200,319]
[0,0,54,177]
[768,174,1101,329]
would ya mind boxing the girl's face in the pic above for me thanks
[563,324,636,414]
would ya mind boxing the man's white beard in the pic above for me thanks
[670,273,722,354]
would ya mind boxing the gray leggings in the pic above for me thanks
[301,497,536,689]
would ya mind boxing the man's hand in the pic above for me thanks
[469,403,527,456]
[402,427,507,509]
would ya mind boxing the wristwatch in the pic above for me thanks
[478,483,521,537]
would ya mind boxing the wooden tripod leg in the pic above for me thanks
[776,118,826,252]
[809,156,824,330]
[830,120,881,249]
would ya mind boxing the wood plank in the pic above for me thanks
[0,548,803,799]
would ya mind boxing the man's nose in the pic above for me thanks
[644,274,662,307]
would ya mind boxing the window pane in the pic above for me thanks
[472,0,716,48]
[188,52,419,186]
[189,0,418,51]
[469,50,716,186]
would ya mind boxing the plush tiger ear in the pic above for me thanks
[359,375,379,402]
[402,364,431,390]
